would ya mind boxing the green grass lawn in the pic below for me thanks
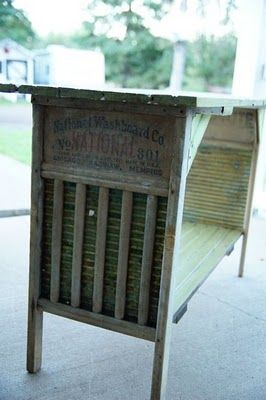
[0,127,31,165]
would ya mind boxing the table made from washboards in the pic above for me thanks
[1,83,265,399]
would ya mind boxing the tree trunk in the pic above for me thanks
[169,40,187,92]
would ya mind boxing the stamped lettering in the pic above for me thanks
[44,108,176,180]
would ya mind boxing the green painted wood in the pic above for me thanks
[0,83,17,92]
[18,85,59,97]
[12,84,266,109]
[180,223,207,255]
[173,224,241,313]
[178,225,224,283]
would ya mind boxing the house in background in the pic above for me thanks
[0,38,34,100]
[0,39,106,101]
[34,45,105,89]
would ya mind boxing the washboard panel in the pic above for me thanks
[35,99,186,333]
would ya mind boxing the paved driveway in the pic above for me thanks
[0,103,32,129]
[0,103,31,214]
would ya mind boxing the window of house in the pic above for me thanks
[6,60,27,82]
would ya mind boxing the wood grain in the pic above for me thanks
[41,166,168,197]
[43,107,176,185]
[151,114,192,400]
[138,195,157,326]
[38,298,156,342]
[27,104,44,373]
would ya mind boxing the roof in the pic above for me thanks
[0,38,33,59]
[0,83,266,110]
[34,45,104,58]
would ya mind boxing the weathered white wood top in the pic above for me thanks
[1,83,266,110]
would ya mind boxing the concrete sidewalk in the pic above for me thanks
[0,155,30,217]
[0,151,265,399]
[0,103,32,131]
[0,214,265,400]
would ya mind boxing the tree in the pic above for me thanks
[73,0,173,88]
[0,0,36,47]
[40,0,237,91]
[167,0,237,91]
[99,30,172,88]
[183,33,237,92]
[71,0,238,90]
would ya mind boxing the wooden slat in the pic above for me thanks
[239,114,259,277]
[31,94,187,117]
[38,298,156,342]
[205,108,257,144]
[178,225,221,283]
[174,228,241,312]
[180,223,207,255]
[151,113,192,400]
[27,104,44,373]
[50,179,64,303]
[138,195,157,326]
[41,166,169,197]
[92,187,109,313]
[115,191,133,320]
[187,114,211,173]
[71,183,86,307]
[204,138,253,150]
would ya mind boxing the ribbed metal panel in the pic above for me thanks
[41,179,53,298]
[148,197,167,326]
[184,145,252,230]
[40,180,167,327]
[80,185,99,310]
[102,189,122,316]
[125,193,147,322]
[60,181,75,303]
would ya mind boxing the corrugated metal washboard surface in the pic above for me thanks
[41,179,167,328]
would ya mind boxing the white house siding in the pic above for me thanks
[0,38,34,101]
[34,45,105,89]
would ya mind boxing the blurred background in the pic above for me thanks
[0,0,239,93]
[0,0,265,214]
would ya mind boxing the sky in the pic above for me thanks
[13,0,238,40]
[14,0,90,37]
